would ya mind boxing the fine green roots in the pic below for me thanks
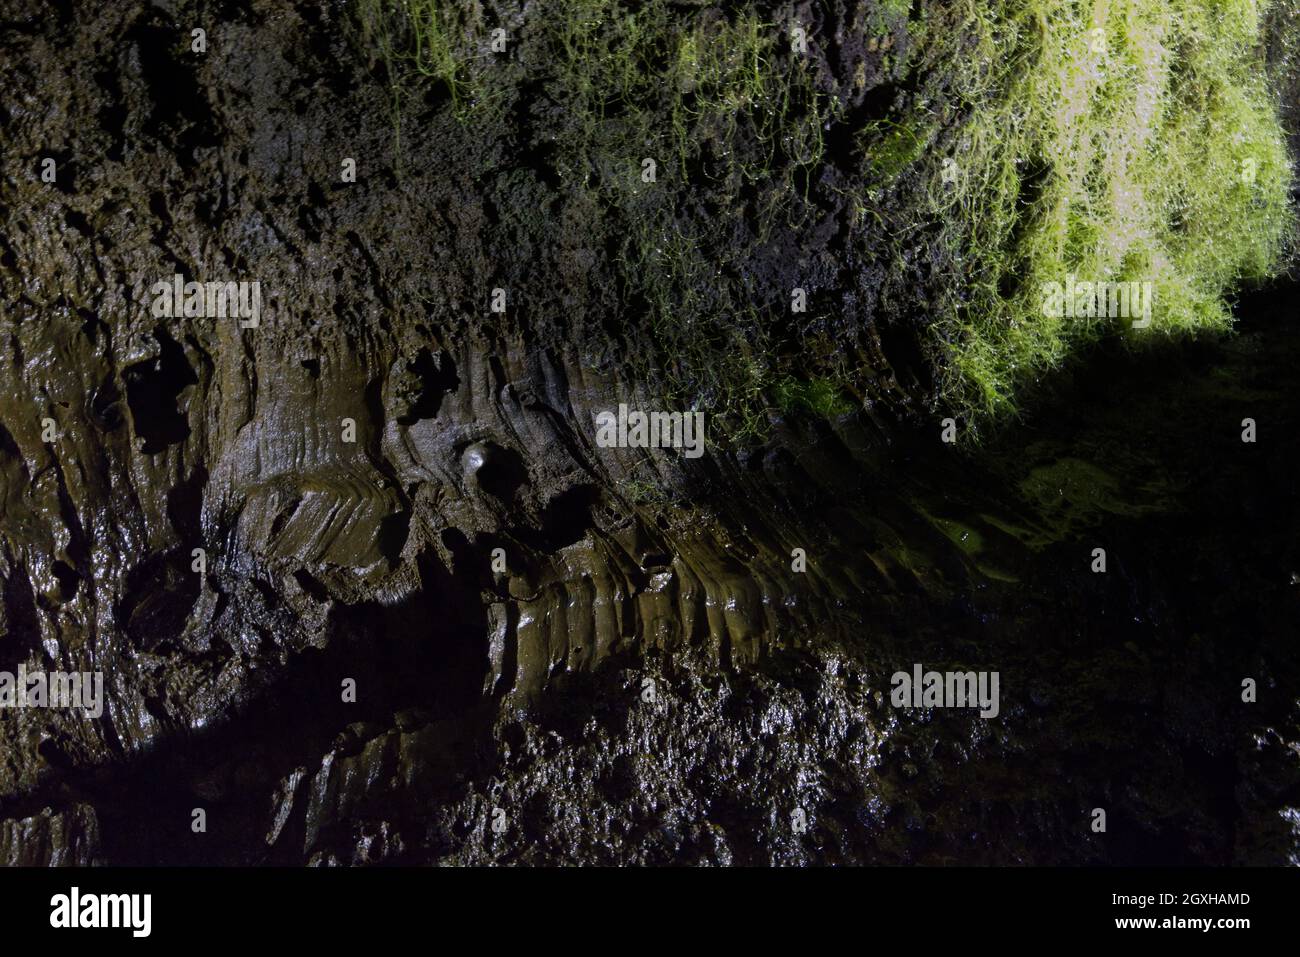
[359,0,1295,436]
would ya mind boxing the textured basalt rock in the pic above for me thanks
[1,0,1298,865]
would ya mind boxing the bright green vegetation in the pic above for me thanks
[924,0,1294,419]
[358,0,1295,439]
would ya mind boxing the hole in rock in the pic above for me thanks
[124,329,197,453]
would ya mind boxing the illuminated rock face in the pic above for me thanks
[1,0,1299,866]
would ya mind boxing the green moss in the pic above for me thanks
[871,0,915,37]
[922,0,1295,423]
[774,376,856,418]
[529,2,834,442]
[358,0,1295,443]
[617,475,673,507]
[862,118,934,180]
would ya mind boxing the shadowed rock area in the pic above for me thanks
[1,0,1299,865]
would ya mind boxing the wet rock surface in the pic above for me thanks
[1,0,1298,865]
